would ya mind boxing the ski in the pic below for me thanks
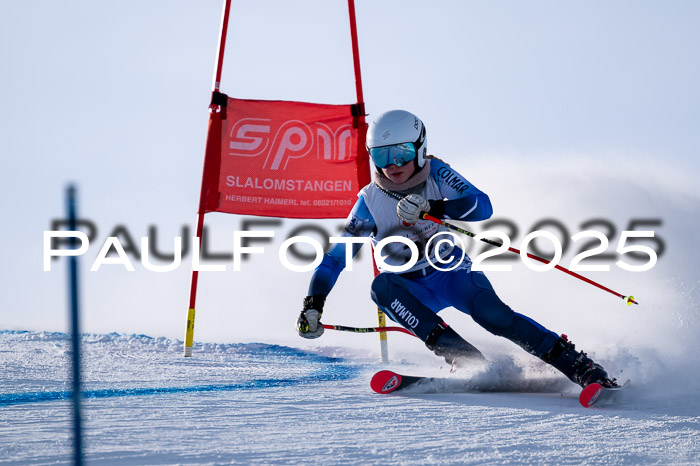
[370,370,425,394]
[371,370,631,408]
[579,379,630,408]
[370,370,567,395]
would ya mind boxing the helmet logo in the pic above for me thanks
[382,130,391,140]
[414,117,419,130]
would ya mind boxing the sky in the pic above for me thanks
[1,1,699,359]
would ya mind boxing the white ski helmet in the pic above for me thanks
[366,110,427,168]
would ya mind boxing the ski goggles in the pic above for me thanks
[369,142,417,169]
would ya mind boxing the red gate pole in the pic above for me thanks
[348,0,365,109]
[212,0,232,94]
[184,0,233,357]
[348,0,390,363]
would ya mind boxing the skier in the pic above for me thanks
[296,109,616,389]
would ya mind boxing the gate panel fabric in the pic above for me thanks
[201,97,370,219]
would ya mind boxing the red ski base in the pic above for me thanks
[579,383,605,407]
[370,370,404,394]
[579,380,630,408]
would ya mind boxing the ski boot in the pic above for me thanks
[425,322,485,369]
[541,335,617,388]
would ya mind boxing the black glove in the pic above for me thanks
[426,199,445,219]
[297,295,326,339]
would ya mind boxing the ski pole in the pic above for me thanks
[421,213,638,306]
[323,324,417,337]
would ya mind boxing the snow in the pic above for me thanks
[2,331,699,464]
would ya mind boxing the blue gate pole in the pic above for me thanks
[67,184,83,465]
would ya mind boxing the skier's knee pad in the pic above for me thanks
[370,273,441,340]
[370,272,394,307]
[371,272,420,309]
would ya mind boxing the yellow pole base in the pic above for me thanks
[377,307,389,364]
[184,307,196,357]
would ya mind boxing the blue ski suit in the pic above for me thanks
[308,158,560,358]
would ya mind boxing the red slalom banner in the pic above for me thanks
[200,97,370,219]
